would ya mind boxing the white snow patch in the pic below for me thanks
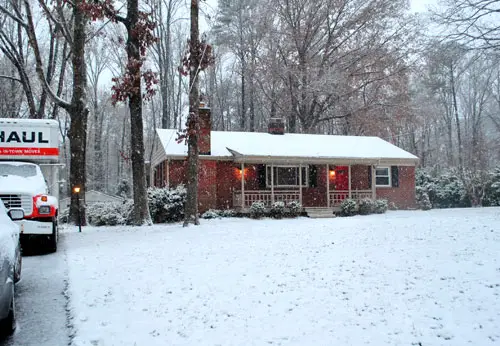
[65,208,500,345]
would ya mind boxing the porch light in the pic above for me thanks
[329,169,336,177]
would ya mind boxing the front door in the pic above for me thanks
[334,166,349,191]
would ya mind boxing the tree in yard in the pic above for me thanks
[178,0,214,226]
[0,0,90,225]
[84,0,158,225]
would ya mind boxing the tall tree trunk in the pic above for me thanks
[240,54,246,131]
[69,0,88,225]
[184,0,200,226]
[126,0,152,225]
[450,64,464,170]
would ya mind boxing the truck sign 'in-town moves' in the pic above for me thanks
[0,118,60,252]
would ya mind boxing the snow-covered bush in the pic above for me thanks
[86,201,132,226]
[250,201,266,219]
[287,201,302,217]
[358,198,376,215]
[201,209,220,219]
[148,185,186,223]
[416,186,432,210]
[339,199,357,216]
[220,209,236,217]
[416,169,468,209]
[270,201,286,219]
[483,167,500,206]
[374,199,388,214]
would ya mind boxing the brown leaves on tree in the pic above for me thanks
[77,0,118,22]
[111,60,158,105]
[178,39,215,77]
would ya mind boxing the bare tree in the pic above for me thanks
[432,0,500,51]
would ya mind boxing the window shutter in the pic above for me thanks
[258,165,266,189]
[368,166,372,188]
[309,165,318,187]
[391,166,399,187]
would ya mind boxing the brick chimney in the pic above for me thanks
[268,117,285,135]
[199,103,211,155]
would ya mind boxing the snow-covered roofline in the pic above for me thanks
[154,129,419,167]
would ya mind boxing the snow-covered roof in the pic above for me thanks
[155,129,419,165]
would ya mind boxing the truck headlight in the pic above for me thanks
[38,206,51,214]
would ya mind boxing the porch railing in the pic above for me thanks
[233,190,300,208]
[329,190,373,207]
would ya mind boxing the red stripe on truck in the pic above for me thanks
[0,147,59,156]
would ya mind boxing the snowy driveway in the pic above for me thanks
[2,236,70,346]
[64,208,500,345]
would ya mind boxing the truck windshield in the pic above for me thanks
[0,164,37,177]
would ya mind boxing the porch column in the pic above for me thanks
[299,163,303,206]
[241,162,245,209]
[371,165,376,199]
[166,159,170,188]
[326,164,330,208]
[271,163,275,204]
[348,165,352,199]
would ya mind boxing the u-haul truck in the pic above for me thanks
[0,118,60,252]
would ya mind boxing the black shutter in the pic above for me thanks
[368,166,372,188]
[257,165,266,189]
[391,166,399,187]
[309,165,318,187]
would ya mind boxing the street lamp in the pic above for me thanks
[73,186,81,232]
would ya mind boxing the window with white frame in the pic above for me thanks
[375,167,391,187]
[266,165,308,187]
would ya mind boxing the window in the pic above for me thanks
[375,167,391,187]
[266,165,308,187]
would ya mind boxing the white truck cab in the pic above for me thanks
[0,118,60,252]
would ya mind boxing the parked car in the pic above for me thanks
[0,201,24,336]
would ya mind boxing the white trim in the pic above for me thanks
[266,165,309,188]
[241,162,245,209]
[348,165,352,199]
[326,164,330,208]
[375,166,391,187]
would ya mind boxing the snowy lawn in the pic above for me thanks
[65,208,500,346]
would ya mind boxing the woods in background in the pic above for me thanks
[0,0,499,210]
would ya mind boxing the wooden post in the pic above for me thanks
[271,163,275,204]
[326,164,330,208]
[348,164,351,199]
[371,165,376,199]
[241,162,245,209]
[299,163,303,206]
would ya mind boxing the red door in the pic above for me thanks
[334,166,349,191]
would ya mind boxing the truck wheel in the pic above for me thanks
[0,286,16,336]
[47,221,58,253]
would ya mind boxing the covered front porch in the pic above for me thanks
[232,162,379,211]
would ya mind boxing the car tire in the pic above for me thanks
[0,287,16,336]
[47,220,58,253]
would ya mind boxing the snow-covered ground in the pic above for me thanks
[64,208,500,346]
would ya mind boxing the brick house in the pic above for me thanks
[151,107,419,213]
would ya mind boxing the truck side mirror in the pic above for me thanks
[8,208,25,221]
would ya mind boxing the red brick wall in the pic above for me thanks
[351,165,371,190]
[158,160,416,211]
[376,166,416,209]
